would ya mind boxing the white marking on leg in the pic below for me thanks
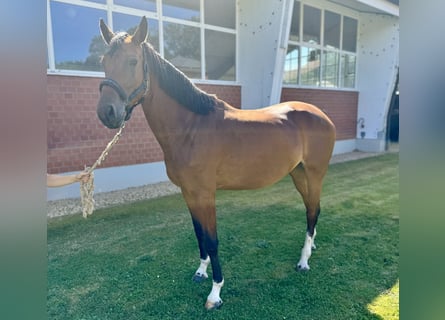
[205,279,224,309]
[195,256,210,279]
[297,232,314,270]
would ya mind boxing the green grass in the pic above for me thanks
[48,153,399,319]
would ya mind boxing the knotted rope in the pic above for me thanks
[80,122,125,218]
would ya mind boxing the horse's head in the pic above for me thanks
[97,16,149,129]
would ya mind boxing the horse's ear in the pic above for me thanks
[132,16,148,45]
[100,18,114,45]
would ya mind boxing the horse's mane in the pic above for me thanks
[143,42,216,115]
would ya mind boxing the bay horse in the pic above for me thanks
[96,16,336,310]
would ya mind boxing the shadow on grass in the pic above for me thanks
[48,154,398,320]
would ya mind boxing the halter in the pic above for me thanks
[99,43,149,121]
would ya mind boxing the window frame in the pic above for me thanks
[47,0,238,84]
[283,0,359,90]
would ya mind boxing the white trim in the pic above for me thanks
[332,139,356,155]
[235,0,240,90]
[200,0,206,80]
[161,16,201,28]
[303,0,360,19]
[47,0,56,70]
[111,5,159,20]
[52,0,107,10]
[193,79,241,86]
[47,69,105,78]
[157,0,164,57]
[202,24,236,34]
[106,0,113,30]
[356,0,399,17]
[282,84,357,92]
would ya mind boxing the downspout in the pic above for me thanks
[269,0,294,105]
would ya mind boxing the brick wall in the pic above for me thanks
[47,75,241,173]
[281,87,358,140]
[47,76,356,174]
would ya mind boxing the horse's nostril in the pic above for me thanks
[106,105,115,120]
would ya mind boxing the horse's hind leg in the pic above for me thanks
[290,164,317,249]
[290,163,326,271]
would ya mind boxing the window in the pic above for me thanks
[114,0,156,12]
[163,22,201,78]
[289,2,300,42]
[204,0,236,29]
[322,51,339,87]
[283,45,299,84]
[343,16,358,52]
[341,54,356,88]
[47,0,237,82]
[324,11,340,49]
[284,1,358,89]
[300,47,320,86]
[303,5,321,44]
[49,1,107,72]
[163,0,200,22]
[205,30,236,81]
[113,13,160,51]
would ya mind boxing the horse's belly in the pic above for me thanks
[215,157,299,190]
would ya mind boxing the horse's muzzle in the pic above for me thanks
[97,104,124,129]
[97,88,127,129]
[98,78,141,127]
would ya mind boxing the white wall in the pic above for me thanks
[47,161,169,201]
[238,0,290,109]
[356,13,399,152]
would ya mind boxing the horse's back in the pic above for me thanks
[223,101,333,127]
[222,101,335,144]
[270,101,334,129]
[212,101,335,189]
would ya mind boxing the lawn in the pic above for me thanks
[48,153,399,319]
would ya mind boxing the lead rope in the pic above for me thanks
[80,122,125,218]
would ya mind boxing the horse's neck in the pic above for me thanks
[141,79,197,156]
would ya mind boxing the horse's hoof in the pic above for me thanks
[192,273,208,283]
[296,263,310,272]
[205,299,223,310]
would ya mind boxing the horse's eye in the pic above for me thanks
[129,58,138,67]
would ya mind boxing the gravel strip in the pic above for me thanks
[47,150,392,218]
[47,181,180,218]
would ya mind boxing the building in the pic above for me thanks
[47,0,399,200]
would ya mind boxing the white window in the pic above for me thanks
[283,1,358,89]
[47,0,237,82]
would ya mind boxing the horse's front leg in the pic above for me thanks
[184,189,224,310]
[191,217,210,282]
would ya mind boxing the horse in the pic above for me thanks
[96,16,336,310]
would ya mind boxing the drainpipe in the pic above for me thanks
[269,0,294,105]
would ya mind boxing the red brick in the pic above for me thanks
[48,75,354,173]
[281,88,358,140]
